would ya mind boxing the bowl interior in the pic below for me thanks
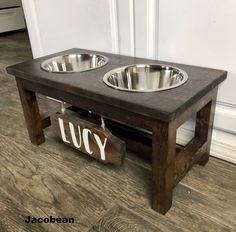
[41,53,108,73]
[103,64,188,92]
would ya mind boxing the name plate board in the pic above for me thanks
[50,111,126,166]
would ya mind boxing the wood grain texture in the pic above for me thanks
[16,78,45,145]
[6,48,227,122]
[0,108,235,232]
[71,156,235,232]
[0,30,235,231]
[9,66,226,214]
[178,159,236,228]
[0,133,112,232]
[0,106,93,172]
[50,111,126,165]
[88,205,161,232]
[151,120,176,214]
[5,34,227,215]
[17,78,154,131]
[0,189,46,232]
[195,90,217,165]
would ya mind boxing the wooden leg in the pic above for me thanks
[152,120,176,214]
[16,78,45,145]
[195,89,217,166]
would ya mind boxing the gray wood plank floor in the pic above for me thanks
[0,31,235,232]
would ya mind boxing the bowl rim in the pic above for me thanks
[103,63,188,92]
[40,53,109,73]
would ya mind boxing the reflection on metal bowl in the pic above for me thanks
[103,64,188,92]
[41,53,108,73]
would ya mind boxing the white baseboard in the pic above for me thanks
[214,102,236,134]
[177,126,236,164]
[211,129,236,164]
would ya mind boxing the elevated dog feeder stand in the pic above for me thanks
[7,48,227,214]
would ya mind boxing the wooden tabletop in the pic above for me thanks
[7,48,227,121]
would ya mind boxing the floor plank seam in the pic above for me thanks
[173,200,234,229]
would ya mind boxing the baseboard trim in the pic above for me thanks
[214,102,236,134]
[177,126,236,164]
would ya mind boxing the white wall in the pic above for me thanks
[22,0,113,56]
[22,0,236,163]
[159,0,236,163]
[22,0,158,58]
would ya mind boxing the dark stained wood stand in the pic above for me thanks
[7,48,227,214]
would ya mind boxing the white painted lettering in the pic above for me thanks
[93,133,107,160]
[69,122,82,148]
[58,118,70,144]
[82,129,93,154]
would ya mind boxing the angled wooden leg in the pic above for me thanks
[152,120,176,214]
[195,88,217,166]
[16,78,45,145]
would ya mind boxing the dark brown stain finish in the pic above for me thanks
[6,47,227,215]
[50,111,126,166]
[6,48,227,122]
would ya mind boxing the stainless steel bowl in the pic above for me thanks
[103,64,188,92]
[41,53,108,73]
